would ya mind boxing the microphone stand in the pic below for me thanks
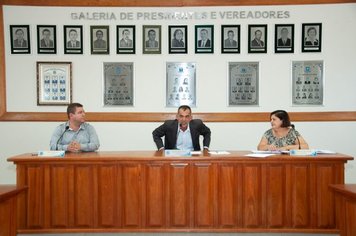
[56,126,69,150]
[291,124,301,150]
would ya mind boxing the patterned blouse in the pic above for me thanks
[263,128,301,148]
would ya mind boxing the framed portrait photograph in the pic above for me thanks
[103,62,134,106]
[248,24,267,53]
[90,25,109,54]
[117,25,135,54]
[228,62,259,106]
[302,23,322,52]
[292,60,323,105]
[169,25,187,54]
[10,25,31,54]
[221,25,240,54]
[64,25,83,54]
[166,62,196,107]
[275,24,294,53]
[37,25,57,54]
[195,25,214,53]
[143,25,161,54]
[37,62,72,106]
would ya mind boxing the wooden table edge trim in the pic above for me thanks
[329,184,356,199]
[0,185,27,202]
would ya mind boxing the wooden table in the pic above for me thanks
[330,184,356,236]
[8,151,353,234]
[0,185,26,236]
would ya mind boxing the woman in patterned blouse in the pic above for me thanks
[257,110,309,151]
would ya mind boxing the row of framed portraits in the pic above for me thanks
[11,23,322,55]
[36,60,323,107]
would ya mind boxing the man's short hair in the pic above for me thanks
[178,105,191,114]
[42,29,50,34]
[69,29,77,34]
[67,103,83,118]
[15,28,24,34]
[200,29,208,34]
[255,30,262,35]
[227,30,234,35]
[96,30,103,36]
[281,28,289,33]
[148,29,156,35]
[122,29,130,35]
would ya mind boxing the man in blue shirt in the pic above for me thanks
[152,105,211,151]
[50,103,100,152]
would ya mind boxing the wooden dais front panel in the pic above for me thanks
[8,151,352,233]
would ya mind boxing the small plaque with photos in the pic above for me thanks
[166,62,196,107]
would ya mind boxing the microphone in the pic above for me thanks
[56,125,69,150]
[290,124,301,150]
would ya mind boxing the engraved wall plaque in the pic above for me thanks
[228,62,259,106]
[103,62,134,106]
[166,62,196,107]
[292,61,323,105]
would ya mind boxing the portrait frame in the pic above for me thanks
[36,61,72,106]
[221,25,240,54]
[302,23,322,53]
[90,25,110,55]
[116,25,136,54]
[168,25,188,54]
[248,24,267,54]
[10,25,31,54]
[63,25,83,54]
[292,60,324,106]
[166,62,196,108]
[195,25,214,54]
[103,62,134,106]
[228,62,259,106]
[275,24,294,53]
[142,25,161,54]
[37,25,57,54]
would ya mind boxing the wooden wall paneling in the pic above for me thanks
[0,197,14,236]
[242,164,262,228]
[217,164,237,227]
[16,165,28,230]
[345,200,356,235]
[168,163,190,228]
[73,165,94,228]
[266,164,286,228]
[121,164,141,228]
[49,166,69,228]
[97,165,117,228]
[26,165,44,228]
[315,164,335,228]
[193,163,214,227]
[290,164,310,228]
[144,163,166,228]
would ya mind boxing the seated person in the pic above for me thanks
[50,103,100,152]
[152,105,211,151]
[257,110,308,151]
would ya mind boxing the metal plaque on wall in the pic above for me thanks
[103,62,134,106]
[292,60,323,105]
[228,62,259,106]
[166,62,196,107]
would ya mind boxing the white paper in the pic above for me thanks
[315,149,336,154]
[191,151,202,155]
[208,151,231,155]
[245,153,276,158]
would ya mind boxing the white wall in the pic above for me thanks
[1,4,356,184]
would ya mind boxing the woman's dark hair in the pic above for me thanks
[270,110,291,128]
